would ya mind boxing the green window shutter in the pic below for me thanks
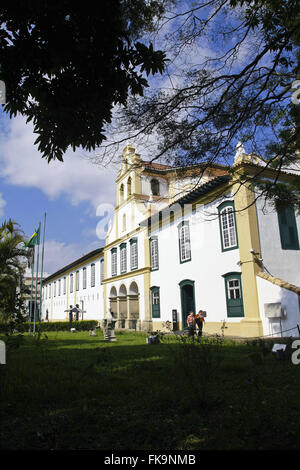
[151,286,160,318]
[277,206,299,250]
[222,272,244,318]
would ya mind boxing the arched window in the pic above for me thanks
[120,183,124,202]
[151,178,160,196]
[127,177,132,197]
[129,281,139,295]
[100,258,104,283]
[109,286,117,298]
[150,236,159,270]
[130,238,138,270]
[83,267,87,289]
[111,248,117,276]
[119,284,127,297]
[178,221,191,263]
[120,243,127,274]
[91,263,95,287]
[218,201,238,251]
[70,274,73,293]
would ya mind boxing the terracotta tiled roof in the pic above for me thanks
[141,160,174,170]
[139,175,232,226]
[141,159,230,175]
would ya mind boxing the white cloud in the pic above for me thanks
[0,114,118,209]
[42,239,101,274]
[0,192,6,218]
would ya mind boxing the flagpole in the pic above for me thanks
[28,247,35,336]
[38,213,46,340]
[33,222,41,336]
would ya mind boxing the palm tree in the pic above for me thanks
[0,219,29,323]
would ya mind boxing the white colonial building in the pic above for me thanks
[42,248,104,321]
[42,143,300,337]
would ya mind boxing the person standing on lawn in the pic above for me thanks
[195,310,205,337]
[186,311,195,337]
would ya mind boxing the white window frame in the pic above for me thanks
[100,258,104,283]
[91,263,95,287]
[111,249,117,276]
[150,237,159,270]
[178,222,191,262]
[219,204,237,250]
[83,267,87,289]
[76,270,79,291]
[120,244,127,274]
[130,239,138,270]
[227,278,241,300]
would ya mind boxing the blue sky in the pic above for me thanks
[0,112,118,274]
[0,6,240,277]
[0,2,284,276]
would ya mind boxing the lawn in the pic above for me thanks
[0,329,300,450]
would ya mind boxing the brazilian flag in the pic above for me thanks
[25,227,40,248]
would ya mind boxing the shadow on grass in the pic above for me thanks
[1,332,300,450]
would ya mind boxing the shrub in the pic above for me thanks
[0,320,98,333]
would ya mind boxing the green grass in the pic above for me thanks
[0,330,300,450]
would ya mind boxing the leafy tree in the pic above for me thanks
[0,219,29,325]
[102,0,300,210]
[0,0,170,161]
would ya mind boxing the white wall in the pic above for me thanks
[256,276,300,337]
[256,197,300,286]
[107,231,144,279]
[42,256,104,322]
[150,197,241,328]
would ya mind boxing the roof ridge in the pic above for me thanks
[43,247,104,283]
[257,271,300,294]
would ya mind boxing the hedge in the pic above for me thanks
[0,320,98,333]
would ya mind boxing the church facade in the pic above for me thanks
[42,144,300,338]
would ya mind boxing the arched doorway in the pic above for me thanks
[179,280,196,329]
[128,281,140,329]
[118,284,128,328]
[109,287,117,318]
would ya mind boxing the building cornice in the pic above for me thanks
[103,266,150,284]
